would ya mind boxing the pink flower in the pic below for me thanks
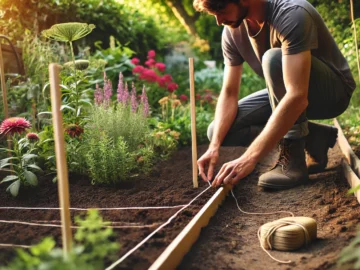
[180,94,188,102]
[141,85,149,117]
[132,65,145,74]
[167,82,178,93]
[130,82,138,113]
[117,72,124,103]
[145,59,156,68]
[94,83,103,105]
[26,132,39,142]
[155,62,166,72]
[158,74,173,88]
[140,69,159,83]
[0,117,31,136]
[131,57,140,65]
[147,50,156,59]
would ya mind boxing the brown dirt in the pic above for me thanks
[0,144,358,269]
[179,144,360,270]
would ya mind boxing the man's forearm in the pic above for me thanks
[245,92,308,163]
[209,91,239,149]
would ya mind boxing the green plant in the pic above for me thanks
[0,118,42,197]
[1,210,120,270]
[337,225,360,269]
[42,22,95,122]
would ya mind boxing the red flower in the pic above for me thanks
[0,117,31,136]
[155,62,166,72]
[139,69,159,83]
[26,132,39,142]
[167,82,178,93]
[196,94,201,100]
[131,58,140,65]
[132,65,145,74]
[147,50,156,59]
[65,124,84,138]
[180,94,188,101]
[145,59,156,68]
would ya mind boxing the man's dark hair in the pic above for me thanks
[193,0,240,13]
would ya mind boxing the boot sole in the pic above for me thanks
[258,178,309,190]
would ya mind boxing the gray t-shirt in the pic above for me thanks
[222,0,356,95]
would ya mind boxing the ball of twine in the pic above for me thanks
[259,217,317,251]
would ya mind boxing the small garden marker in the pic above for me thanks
[49,63,72,257]
[189,58,198,188]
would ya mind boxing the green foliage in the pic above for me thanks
[0,137,42,197]
[337,225,360,269]
[154,101,213,146]
[1,210,120,270]
[85,134,135,184]
[90,37,135,86]
[81,104,157,184]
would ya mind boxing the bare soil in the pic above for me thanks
[179,144,360,270]
[0,144,358,269]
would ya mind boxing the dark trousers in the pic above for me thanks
[208,48,352,146]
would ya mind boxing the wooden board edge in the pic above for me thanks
[149,184,232,270]
[334,118,360,178]
[341,159,360,204]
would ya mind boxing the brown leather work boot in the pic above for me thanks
[305,122,338,174]
[258,138,309,190]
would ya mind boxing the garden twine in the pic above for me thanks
[230,189,317,264]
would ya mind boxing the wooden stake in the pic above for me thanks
[0,43,9,119]
[0,43,12,164]
[49,63,72,257]
[189,58,198,188]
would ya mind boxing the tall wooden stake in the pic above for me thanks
[49,63,72,257]
[350,0,360,81]
[0,43,12,164]
[0,43,9,120]
[189,58,198,188]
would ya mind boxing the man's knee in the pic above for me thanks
[262,48,282,72]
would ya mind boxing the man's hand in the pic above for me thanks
[197,148,219,182]
[211,153,257,187]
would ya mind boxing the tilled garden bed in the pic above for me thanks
[0,144,359,269]
[0,147,217,269]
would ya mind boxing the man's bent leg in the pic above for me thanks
[259,48,308,189]
[207,89,272,146]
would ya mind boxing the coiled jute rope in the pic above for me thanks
[230,189,317,264]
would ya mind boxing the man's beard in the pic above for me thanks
[227,5,249,28]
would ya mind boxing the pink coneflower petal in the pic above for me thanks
[0,117,31,136]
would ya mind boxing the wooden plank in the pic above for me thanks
[149,184,232,270]
[334,118,360,178]
[0,43,9,119]
[189,58,198,188]
[49,63,72,257]
[341,159,360,204]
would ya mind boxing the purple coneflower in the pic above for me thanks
[0,117,31,136]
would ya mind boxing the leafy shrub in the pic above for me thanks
[1,210,120,270]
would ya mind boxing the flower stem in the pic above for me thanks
[69,41,79,122]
